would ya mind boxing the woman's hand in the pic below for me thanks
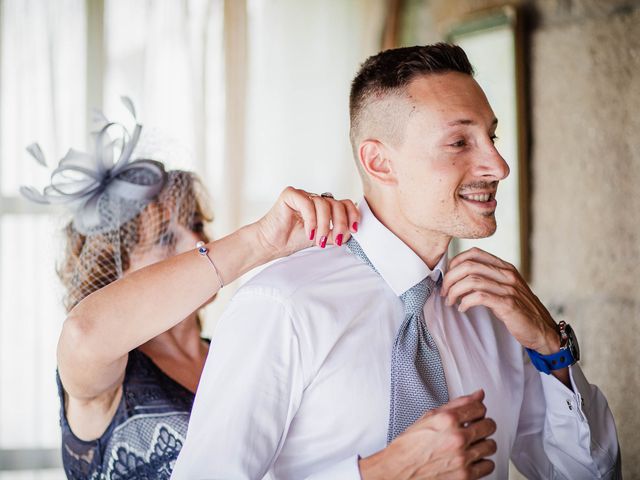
[254,187,360,259]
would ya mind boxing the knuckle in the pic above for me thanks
[477,291,489,301]
[505,285,518,296]
[505,296,517,309]
[451,452,467,468]
[504,270,517,283]
[449,431,467,449]
[333,203,348,217]
[439,411,458,428]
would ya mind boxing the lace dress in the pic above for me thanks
[57,348,201,479]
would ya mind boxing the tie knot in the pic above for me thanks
[400,275,439,316]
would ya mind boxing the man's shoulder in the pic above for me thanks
[240,245,364,300]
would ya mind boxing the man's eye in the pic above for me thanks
[490,135,499,144]
[451,139,466,148]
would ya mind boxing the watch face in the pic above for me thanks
[565,324,580,361]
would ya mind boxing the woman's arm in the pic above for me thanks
[58,187,359,400]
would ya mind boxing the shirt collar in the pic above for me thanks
[352,198,447,297]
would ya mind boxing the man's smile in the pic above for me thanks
[458,190,497,209]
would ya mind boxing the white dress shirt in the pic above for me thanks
[172,199,620,480]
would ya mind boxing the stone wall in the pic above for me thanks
[401,0,640,477]
[528,3,640,477]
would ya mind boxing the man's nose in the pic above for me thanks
[477,144,510,181]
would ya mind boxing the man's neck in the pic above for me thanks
[365,195,451,270]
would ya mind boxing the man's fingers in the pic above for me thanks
[457,290,509,314]
[436,389,484,412]
[436,389,484,411]
[444,276,513,308]
[464,418,497,445]
[466,438,497,463]
[467,459,496,479]
[449,246,508,271]
[441,259,513,296]
[431,400,487,429]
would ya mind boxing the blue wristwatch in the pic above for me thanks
[526,321,580,374]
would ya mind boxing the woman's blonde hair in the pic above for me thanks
[58,170,212,312]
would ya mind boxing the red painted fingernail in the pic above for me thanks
[336,234,343,246]
[320,235,327,248]
[352,222,358,232]
[309,229,315,240]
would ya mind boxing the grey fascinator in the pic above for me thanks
[20,96,167,235]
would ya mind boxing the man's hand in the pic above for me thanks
[441,247,560,355]
[359,390,496,480]
[440,248,571,386]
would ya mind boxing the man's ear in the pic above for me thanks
[358,139,397,186]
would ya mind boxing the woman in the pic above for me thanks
[23,99,358,479]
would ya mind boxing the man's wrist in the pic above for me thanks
[358,440,416,480]
[535,325,562,356]
[358,451,387,480]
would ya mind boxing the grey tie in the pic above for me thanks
[347,237,449,443]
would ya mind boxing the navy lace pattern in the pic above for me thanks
[57,348,198,479]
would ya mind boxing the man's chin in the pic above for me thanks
[457,219,497,240]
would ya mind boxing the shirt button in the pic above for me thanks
[566,399,573,410]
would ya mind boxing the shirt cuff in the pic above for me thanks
[304,455,361,480]
[538,363,589,421]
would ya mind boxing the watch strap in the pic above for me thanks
[526,347,576,374]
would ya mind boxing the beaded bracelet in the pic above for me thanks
[196,241,225,288]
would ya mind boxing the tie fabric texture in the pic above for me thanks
[346,237,449,443]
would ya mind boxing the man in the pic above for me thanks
[172,44,619,479]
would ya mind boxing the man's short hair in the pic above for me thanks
[349,43,474,178]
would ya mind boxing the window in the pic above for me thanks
[0,1,384,476]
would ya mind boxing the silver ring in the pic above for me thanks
[320,192,334,199]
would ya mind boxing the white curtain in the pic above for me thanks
[103,0,225,178]
[243,0,387,223]
[0,0,85,476]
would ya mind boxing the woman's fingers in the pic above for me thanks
[279,188,359,249]
[328,199,349,246]
[280,187,317,241]
[307,194,358,248]
[309,195,332,248]
[343,199,360,234]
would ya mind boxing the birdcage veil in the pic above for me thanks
[21,97,211,311]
